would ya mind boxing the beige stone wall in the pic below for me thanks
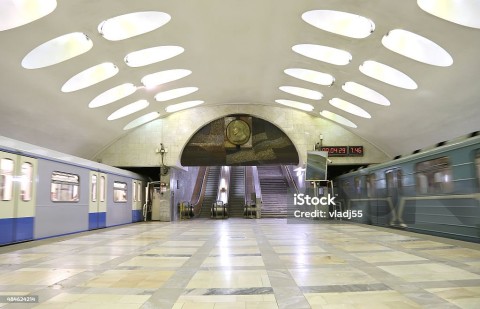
[94,104,390,167]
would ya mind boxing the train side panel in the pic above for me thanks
[34,159,89,239]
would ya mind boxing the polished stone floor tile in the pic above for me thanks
[201,256,264,267]
[33,293,150,309]
[83,270,174,288]
[351,251,427,263]
[427,286,480,309]
[379,263,480,282]
[304,290,422,308]
[279,254,345,266]
[0,268,85,286]
[120,256,190,268]
[186,270,271,288]
[289,267,378,286]
[271,246,325,254]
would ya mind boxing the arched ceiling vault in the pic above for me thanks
[0,0,479,159]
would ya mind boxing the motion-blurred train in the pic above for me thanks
[0,137,145,246]
[335,133,480,243]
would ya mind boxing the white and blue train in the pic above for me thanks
[335,133,480,243]
[0,136,145,246]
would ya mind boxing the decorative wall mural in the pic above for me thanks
[181,115,299,166]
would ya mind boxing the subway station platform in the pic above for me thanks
[1,219,480,309]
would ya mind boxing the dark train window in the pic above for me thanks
[366,173,376,197]
[51,171,80,202]
[114,181,127,202]
[415,157,452,194]
[100,176,106,202]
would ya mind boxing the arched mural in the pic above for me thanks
[181,114,299,166]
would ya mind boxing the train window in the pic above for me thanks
[354,177,361,194]
[366,173,376,197]
[20,162,33,202]
[1,158,14,201]
[51,171,80,202]
[137,182,142,201]
[113,181,127,202]
[133,181,137,202]
[385,169,402,196]
[100,176,105,202]
[91,174,97,202]
[415,157,452,194]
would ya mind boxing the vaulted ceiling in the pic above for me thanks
[1,0,479,160]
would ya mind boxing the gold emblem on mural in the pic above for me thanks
[226,119,251,145]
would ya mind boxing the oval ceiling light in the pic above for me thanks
[124,112,160,130]
[124,46,184,68]
[141,69,192,89]
[165,100,204,113]
[275,99,314,112]
[0,0,57,31]
[292,44,352,65]
[22,32,92,69]
[62,62,119,93]
[359,60,417,90]
[329,98,371,118]
[284,68,334,86]
[279,86,323,101]
[98,11,171,41]
[418,0,480,29]
[155,87,198,102]
[382,29,453,67]
[342,82,390,106]
[302,10,375,39]
[107,100,149,121]
[320,110,357,128]
[89,83,137,108]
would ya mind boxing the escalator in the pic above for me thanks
[199,166,221,218]
[228,166,246,217]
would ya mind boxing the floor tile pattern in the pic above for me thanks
[0,219,479,308]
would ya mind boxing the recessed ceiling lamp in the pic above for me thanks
[107,100,149,120]
[165,100,204,113]
[89,83,137,108]
[124,112,160,130]
[382,29,453,67]
[141,69,192,89]
[302,10,375,39]
[284,68,334,86]
[418,0,480,29]
[329,98,371,118]
[275,99,314,112]
[359,60,417,90]
[124,46,184,67]
[154,87,198,102]
[320,110,357,128]
[98,11,171,41]
[292,44,352,65]
[279,86,323,100]
[61,62,119,93]
[22,32,92,69]
[0,0,57,31]
[342,82,390,106]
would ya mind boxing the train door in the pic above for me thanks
[385,168,403,227]
[132,180,142,222]
[88,171,107,229]
[0,151,37,244]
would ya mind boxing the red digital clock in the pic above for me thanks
[319,146,364,157]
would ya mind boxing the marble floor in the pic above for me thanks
[0,219,479,309]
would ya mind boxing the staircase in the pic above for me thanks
[258,165,289,218]
[199,166,221,218]
[229,166,246,217]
